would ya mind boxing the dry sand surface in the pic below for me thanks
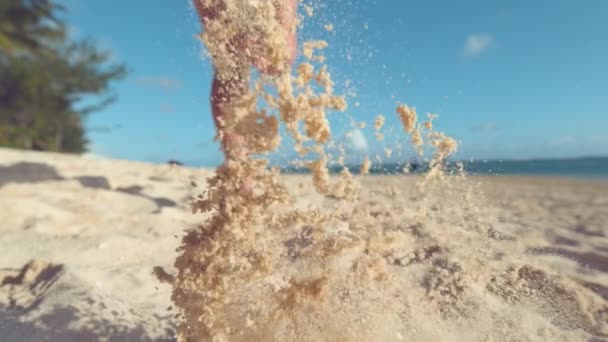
[1,147,608,341]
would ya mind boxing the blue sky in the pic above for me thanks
[58,0,608,166]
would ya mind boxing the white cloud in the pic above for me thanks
[462,33,494,58]
[348,129,368,153]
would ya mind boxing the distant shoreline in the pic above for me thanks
[2,148,607,179]
[277,157,608,180]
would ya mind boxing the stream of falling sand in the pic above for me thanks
[155,1,608,341]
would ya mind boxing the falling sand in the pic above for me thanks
[155,1,608,341]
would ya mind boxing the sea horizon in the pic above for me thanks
[276,156,608,180]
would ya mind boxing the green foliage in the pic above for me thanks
[0,0,126,153]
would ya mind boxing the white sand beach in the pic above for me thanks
[1,148,607,341]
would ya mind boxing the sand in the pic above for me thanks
[1,147,607,341]
[0,148,204,341]
[167,1,481,337]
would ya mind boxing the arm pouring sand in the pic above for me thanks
[194,0,298,162]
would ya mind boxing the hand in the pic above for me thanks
[194,0,298,162]
[194,0,297,73]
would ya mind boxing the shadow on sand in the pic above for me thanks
[0,162,178,212]
[0,306,175,342]
[0,162,64,187]
[0,260,175,342]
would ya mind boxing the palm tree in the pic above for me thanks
[0,0,127,153]
[0,0,65,57]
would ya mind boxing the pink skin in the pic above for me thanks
[195,0,297,156]
[195,0,297,193]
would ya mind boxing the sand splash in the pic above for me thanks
[155,1,607,341]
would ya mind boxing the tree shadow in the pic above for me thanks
[0,162,64,187]
[73,176,111,190]
[0,161,178,213]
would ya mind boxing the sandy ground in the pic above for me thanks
[1,147,607,341]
